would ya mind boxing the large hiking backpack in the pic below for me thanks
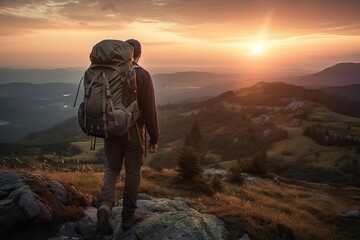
[74,39,140,141]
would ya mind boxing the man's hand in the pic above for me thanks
[148,143,158,153]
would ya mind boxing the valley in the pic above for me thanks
[1,80,360,187]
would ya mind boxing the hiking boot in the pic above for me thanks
[97,205,113,235]
[121,214,143,231]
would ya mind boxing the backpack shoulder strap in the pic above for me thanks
[73,76,84,108]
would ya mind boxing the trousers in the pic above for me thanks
[97,126,143,218]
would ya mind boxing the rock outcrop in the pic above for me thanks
[0,172,94,238]
[1,172,229,240]
[52,194,228,240]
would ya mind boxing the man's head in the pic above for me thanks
[126,39,141,62]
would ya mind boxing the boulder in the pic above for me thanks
[1,171,229,240]
[0,172,94,238]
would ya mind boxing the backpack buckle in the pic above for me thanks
[85,88,91,97]
[106,88,112,98]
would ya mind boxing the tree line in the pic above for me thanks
[303,125,360,147]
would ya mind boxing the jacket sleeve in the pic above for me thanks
[137,68,160,144]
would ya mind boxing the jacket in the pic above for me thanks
[134,63,159,145]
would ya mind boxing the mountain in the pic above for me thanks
[9,81,360,187]
[21,116,85,144]
[0,72,245,142]
[2,63,360,142]
[23,81,360,144]
[0,67,85,84]
[152,71,246,104]
[0,82,79,99]
[321,84,360,102]
[0,82,80,142]
[289,62,360,86]
[233,81,360,116]
[23,80,360,149]
[152,71,243,90]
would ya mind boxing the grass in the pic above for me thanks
[261,105,360,185]
[66,141,104,162]
[197,179,359,240]
[3,166,358,240]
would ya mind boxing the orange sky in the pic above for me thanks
[1,0,360,74]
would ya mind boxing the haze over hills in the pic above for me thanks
[22,81,360,144]
[0,82,79,99]
[0,67,85,84]
[288,62,360,86]
[153,71,248,103]
[321,84,360,102]
[13,80,360,187]
[1,62,360,142]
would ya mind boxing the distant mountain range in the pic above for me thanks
[1,62,360,142]
[20,80,360,145]
[1,62,359,87]
[153,71,246,104]
[288,62,360,86]
[0,67,85,84]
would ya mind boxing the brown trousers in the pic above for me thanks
[98,126,143,218]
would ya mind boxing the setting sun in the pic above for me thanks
[251,43,264,55]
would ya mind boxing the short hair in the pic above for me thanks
[126,39,141,59]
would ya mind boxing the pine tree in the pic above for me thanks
[183,123,206,165]
[177,123,205,181]
[177,146,202,180]
[184,123,205,153]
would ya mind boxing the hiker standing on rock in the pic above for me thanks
[97,39,159,234]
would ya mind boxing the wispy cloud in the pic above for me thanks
[1,0,360,39]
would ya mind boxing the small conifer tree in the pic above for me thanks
[177,123,205,181]
[183,123,206,164]
[177,146,202,180]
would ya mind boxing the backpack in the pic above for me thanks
[74,39,140,143]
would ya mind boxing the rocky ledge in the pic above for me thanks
[0,172,228,240]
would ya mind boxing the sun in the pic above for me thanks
[251,43,264,55]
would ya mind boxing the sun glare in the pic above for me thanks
[251,43,264,55]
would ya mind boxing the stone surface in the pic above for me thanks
[1,172,228,240]
[52,195,229,240]
[0,172,93,238]
[203,168,228,178]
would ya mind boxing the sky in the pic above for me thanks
[1,0,360,74]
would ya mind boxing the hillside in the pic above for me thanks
[232,81,360,117]
[321,84,360,102]
[0,82,79,142]
[0,72,245,141]
[289,62,360,86]
[1,63,359,142]
[13,81,360,187]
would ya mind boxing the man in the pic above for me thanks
[97,39,159,234]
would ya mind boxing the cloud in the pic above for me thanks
[1,0,360,39]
